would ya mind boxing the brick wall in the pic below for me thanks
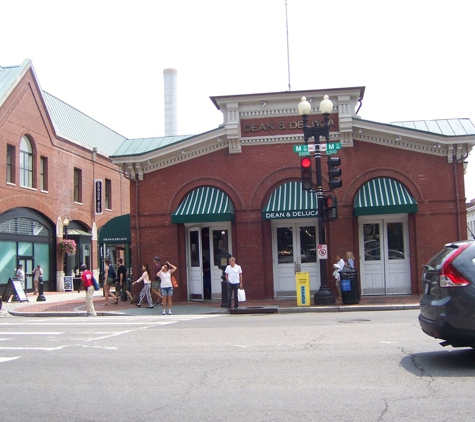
[129,138,467,299]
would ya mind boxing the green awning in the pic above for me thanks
[262,182,318,220]
[98,214,131,244]
[171,187,235,224]
[354,178,418,216]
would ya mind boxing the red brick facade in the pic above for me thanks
[119,88,472,302]
[0,63,130,290]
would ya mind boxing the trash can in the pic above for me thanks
[340,269,360,304]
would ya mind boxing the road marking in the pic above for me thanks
[0,357,20,363]
[0,332,64,335]
[0,346,67,351]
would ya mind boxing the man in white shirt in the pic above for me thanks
[225,257,243,311]
[15,264,25,290]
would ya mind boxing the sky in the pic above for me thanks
[3,0,475,200]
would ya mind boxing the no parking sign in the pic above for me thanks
[318,244,328,260]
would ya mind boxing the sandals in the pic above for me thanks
[113,297,119,304]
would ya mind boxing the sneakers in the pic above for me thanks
[168,310,172,315]
[147,306,154,309]
[162,310,166,315]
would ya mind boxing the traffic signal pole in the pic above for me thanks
[299,97,335,305]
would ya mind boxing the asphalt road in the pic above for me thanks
[0,310,474,422]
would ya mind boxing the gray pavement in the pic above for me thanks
[0,290,421,317]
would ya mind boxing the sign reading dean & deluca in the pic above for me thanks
[241,114,339,137]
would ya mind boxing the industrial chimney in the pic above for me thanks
[163,68,178,136]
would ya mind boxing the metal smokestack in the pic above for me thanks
[163,68,178,136]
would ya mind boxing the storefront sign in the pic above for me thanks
[264,210,318,220]
[241,115,339,137]
[94,179,103,215]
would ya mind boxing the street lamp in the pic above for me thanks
[62,217,69,276]
[298,95,335,305]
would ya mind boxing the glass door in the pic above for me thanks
[273,221,319,297]
[187,227,203,300]
[359,215,411,295]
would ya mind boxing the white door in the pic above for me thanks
[186,225,231,301]
[272,220,320,297]
[359,214,411,295]
[187,227,203,300]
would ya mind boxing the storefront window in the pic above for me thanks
[277,227,293,264]
[190,231,200,267]
[387,222,404,260]
[212,230,228,266]
[364,223,380,261]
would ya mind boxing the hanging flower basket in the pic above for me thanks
[58,239,76,255]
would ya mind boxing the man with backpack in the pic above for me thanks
[78,264,97,317]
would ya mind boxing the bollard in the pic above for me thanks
[36,277,46,301]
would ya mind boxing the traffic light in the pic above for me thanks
[325,195,338,221]
[301,157,313,191]
[327,156,342,189]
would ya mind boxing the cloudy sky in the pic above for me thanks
[3,0,475,199]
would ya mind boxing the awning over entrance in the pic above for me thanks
[171,187,235,224]
[262,181,318,220]
[354,178,418,216]
[98,214,131,244]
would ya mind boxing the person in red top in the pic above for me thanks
[78,264,97,317]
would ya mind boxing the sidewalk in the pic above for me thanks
[1,290,420,317]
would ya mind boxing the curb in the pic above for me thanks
[7,303,420,317]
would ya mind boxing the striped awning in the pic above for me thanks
[262,182,318,220]
[354,178,418,216]
[171,187,235,224]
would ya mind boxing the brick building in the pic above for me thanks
[0,60,130,292]
[112,86,475,302]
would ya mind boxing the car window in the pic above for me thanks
[426,246,456,270]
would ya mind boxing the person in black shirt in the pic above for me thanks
[117,258,133,303]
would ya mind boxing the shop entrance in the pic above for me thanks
[18,257,34,291]
[272,220,319,297]
[358,214,411,295]
[186,224,231,300]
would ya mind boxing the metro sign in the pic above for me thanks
[293,142,341,156]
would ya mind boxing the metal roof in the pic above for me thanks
[1,60,126,157]
[111,135,194,157]
[390,119,475,136]
[43,92,126,156]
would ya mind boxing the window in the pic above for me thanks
[74,168,82,202]
[105,178,112,209]
[7,145,15,184]
[40,157,48,191]
[20,136,33,187]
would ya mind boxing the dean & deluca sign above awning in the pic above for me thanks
[240,114,339,137]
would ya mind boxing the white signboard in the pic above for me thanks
[317,244,328,260]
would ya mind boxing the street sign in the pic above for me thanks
[293,143,341,156]
[317,244,328,260]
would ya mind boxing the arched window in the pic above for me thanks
[20,136,33,188]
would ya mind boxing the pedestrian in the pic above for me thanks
[332,254,345,299]
[78,264,97,317]
[156,261,177,315]
[117,258,134,303]
[225,257,243,311]
[345,251,355,270]
[151,256,163,306]
[32,264,43,295]
[132,263,154,308]
[104,260,119,306]
[15,264,25,290]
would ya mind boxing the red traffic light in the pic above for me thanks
[301,157,311,168]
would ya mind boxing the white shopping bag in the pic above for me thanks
[237,288,246,302]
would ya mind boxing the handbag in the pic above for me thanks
[237,288,246,302]
[171,275,178,288]
[92,276,100,291]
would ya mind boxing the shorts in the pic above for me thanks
[161,287,173,297]
[151,280,161,290]
[106,277,115,286]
